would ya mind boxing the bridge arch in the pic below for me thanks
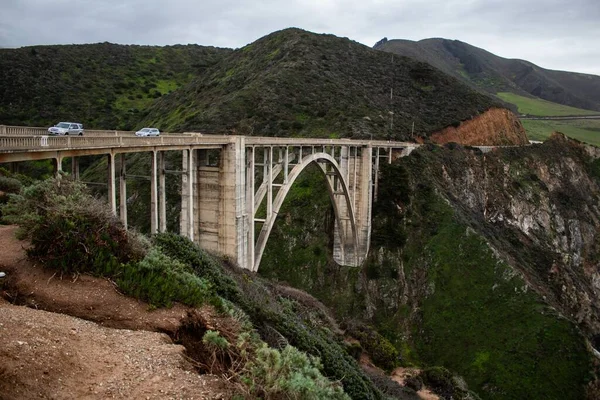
[253,152,358,271]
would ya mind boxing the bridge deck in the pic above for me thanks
[0,130,419,163]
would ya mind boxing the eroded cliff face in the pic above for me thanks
[429,134,600,335]
[259,134,599,400]
[430,108,528,146]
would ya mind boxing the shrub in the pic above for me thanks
[420,367,454,398]
[202,330,231,373]
[243,344,349,400]
[0,176,22,194]
[344,322,400,371]
[235,281,383,399]
[152,232,241,301]
[1,177,146,273]
[117,248,215,308]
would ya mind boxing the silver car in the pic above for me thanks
[48,122,84,136]
[135,127,160,137]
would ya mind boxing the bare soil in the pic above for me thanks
[0,225,231,399]
[431,107,529,146]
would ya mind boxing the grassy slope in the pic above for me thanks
[142,28,500,140]
[497,92,600,116]
[523,119,600,145]
[0,43,231,129]
[495,92,600,145]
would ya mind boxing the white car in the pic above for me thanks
[135,128,160,137]
[48,122,84,136]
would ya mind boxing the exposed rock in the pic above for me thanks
[430,108,529,146]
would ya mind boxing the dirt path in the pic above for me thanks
[0,225,230,399]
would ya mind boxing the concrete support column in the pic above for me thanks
[53,156,63,178]
[333,146,351,265]
[357,146,373,263]
[340,146,349,183]
[180,150,189,238]
[107,153,117,215]
[374,147,380,201]
[218,137,246,268]
[158,151,166,233]
[188,149,195,240]
[119,153,127,229]
[150,150,158,234]
[284,147,289,183]
[71,156,80,180]
[179,149,197,241]
[245,146,255,270]
[267,147,273,219]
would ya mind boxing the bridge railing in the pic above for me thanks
[0,135,235,152]
[0,125,131,137]
[1,126,49,136]
[244,136,418,148]
[0,125,197,137]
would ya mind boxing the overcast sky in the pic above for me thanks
[1,0,599,76]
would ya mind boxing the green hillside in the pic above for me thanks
[497,92,599,116]
[141,28,501,140]
[375,38,600,113]
[0,43,232,129]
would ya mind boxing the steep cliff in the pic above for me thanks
[259,134,600,399]
[429,108,529,146]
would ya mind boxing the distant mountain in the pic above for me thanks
[0,43,232,129]
[142,28,502,140]
[374,38,600,113]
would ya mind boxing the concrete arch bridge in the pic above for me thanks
[0,127,420,271]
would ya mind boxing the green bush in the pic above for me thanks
[419,367,481,400]
[344,322,400,371]
[152,232,241,301]
[244,344,349,400]
[0,176,22,194]
[1,177,146,273]
[117,248,215,308]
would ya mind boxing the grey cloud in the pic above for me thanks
[0,0,598,75]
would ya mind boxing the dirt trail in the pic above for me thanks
[0,225,230,399]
